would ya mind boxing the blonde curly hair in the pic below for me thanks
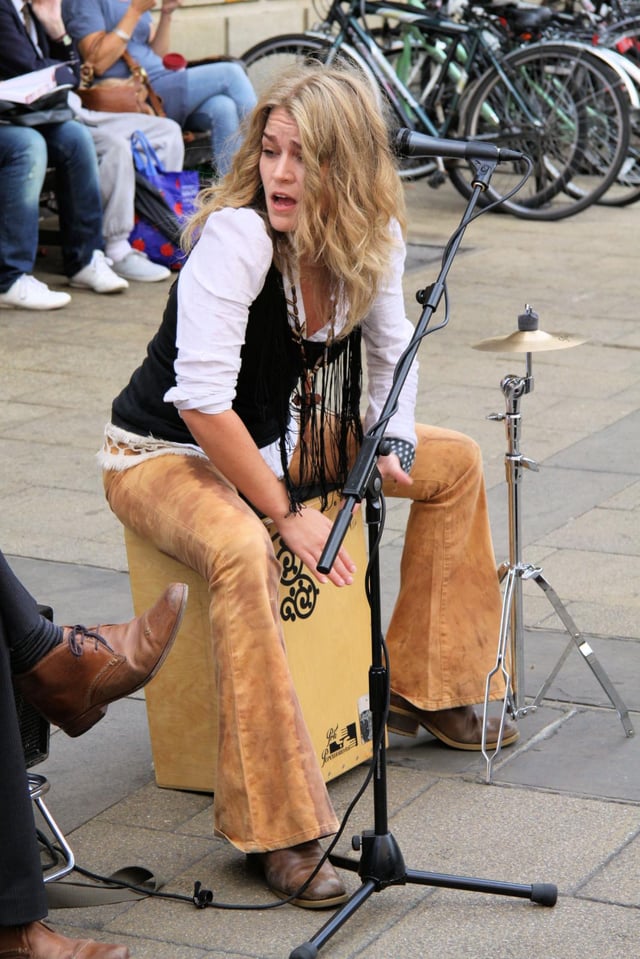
[183,64,407,334]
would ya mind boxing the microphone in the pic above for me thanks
[395,128,525,163]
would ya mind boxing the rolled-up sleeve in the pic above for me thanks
[164,207,273,414]
[361,222,418,445]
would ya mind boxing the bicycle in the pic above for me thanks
[241,0,633,219]
[461,0,640,207]
[377,0,640,209]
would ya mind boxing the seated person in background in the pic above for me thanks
[0,126,70,310]
[99,66,518,909]
[62,0,257,176]
[73,102,185,282]
[0,0,184,286]
[0,111,126,310]
[0,546,188,958]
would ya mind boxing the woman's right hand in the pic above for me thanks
[179,409,355,588]
[275,506,356,588]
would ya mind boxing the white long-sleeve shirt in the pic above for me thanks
[164,207,418,475]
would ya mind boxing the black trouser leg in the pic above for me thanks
[0,630,47,925]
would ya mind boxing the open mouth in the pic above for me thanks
[272,193,296,209]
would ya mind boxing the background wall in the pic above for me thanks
[158,0,317,59]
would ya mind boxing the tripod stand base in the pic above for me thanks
[528,572,634,736]
[289,831,557,958]
[483,565,634,782]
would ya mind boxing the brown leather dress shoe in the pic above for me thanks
[254,840,348,909]
[14,583,188,737]
[0,921,129,958]
[388,692,519,751]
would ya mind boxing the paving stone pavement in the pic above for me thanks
[1,176,639,959]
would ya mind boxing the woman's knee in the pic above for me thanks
[3,127,48,201]
[410,425,483,493]
[217,510,275,566]
[194,511,279,600]
[104,463,275,577]
[198,96,238,132]
[0,126,47,173]
[417,424,481,463]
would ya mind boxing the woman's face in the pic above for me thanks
[259,107,305,233]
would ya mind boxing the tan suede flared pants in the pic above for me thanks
[103,423,502,853]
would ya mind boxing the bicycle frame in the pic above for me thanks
[307,0,548,140]
[309,0,492,134]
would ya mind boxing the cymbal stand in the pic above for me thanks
[482,316,634,784]
[289,164,558,959]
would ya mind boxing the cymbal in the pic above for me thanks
[472,328,586,353]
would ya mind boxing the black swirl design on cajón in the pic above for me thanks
[274,538,319,622]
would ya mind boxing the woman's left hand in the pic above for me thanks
[377,453,413,487]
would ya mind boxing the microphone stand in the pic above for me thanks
[289,159,557,959]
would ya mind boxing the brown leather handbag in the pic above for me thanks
[78,48,164,116]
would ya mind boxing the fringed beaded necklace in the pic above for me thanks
[286,282,335,409]
[283,278,364,510]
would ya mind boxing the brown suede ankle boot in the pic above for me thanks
[388,692,519,750]
[253,840,348,909]
[0,921,129,959]
[14,583,188,737]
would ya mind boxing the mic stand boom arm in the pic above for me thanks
[294,160,557,959]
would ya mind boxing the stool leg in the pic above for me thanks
[28,774,75,882]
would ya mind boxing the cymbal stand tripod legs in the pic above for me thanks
[483,355,634,783]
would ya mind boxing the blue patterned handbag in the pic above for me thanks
[130,130,199,270]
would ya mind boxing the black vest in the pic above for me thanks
[111,265,363,505]
[112,266,301,449]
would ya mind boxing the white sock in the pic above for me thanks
[105,240,133,264]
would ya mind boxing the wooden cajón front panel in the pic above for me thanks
[125,494,373,792]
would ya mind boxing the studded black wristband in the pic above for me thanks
[382,437,416,474]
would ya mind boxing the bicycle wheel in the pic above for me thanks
[594,20,640,204]
[448,43,631,219]
[530,44,640,209]
[375,30,462,181]
[241,32,438,180]
[243,34,349,94]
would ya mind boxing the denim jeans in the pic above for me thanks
[156,62,257,175]
[0,126,46,292]
[0,121,104,288]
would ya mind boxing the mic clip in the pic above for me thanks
[469,156,498,189]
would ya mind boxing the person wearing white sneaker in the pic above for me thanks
[109,248,171,282]
[0,0,183,289]
[0,9,120,306]
[69,249,129,293]
[0,101,69,316]
[0,274,70,311]
[0,125,76,312]
[74,105,183,284]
